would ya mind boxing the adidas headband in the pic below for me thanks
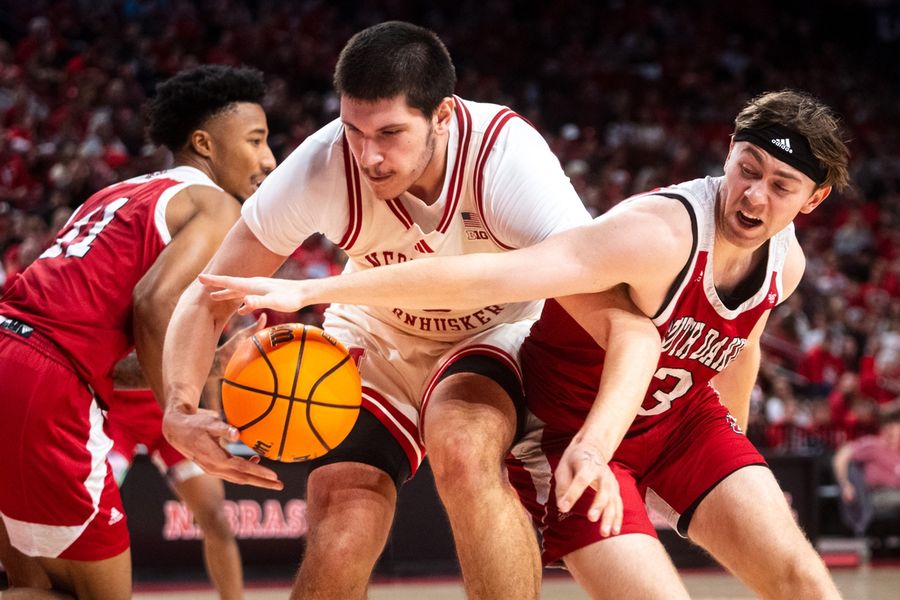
[733,124,828,185]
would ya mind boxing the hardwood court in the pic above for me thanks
[132,565,900,600]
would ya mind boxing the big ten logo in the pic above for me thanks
[466,230,488,240]
[163,499,308,540]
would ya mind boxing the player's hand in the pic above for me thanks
[199,273,307,315]
[555,436,622,537]
[211,313,268,378]
[162,402,284,490]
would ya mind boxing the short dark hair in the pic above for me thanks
[147,65,266,151]
[734,90,851,191]
[333,21,456,117]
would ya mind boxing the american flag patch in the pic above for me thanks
[461,211,484,229]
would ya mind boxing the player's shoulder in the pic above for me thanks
[457,97,530,134]
[275,118,345,179]
[166,172,241,237]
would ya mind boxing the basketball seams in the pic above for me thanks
[304,353,357,453]
[277,326,308,460]
[226,336,281,431]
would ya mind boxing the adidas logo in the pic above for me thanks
[771,138,792,153]
[108,507,124,525]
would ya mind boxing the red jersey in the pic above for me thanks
[0,166,222,403]
[522,177,793,434]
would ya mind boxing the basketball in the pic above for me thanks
[221,323,361,462]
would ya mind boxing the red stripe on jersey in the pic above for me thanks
[386,198,414,229]
[418,344,522,444]
[416,239,434,253]
[338,136,363,250]
[474,109,522,250]
[361,387,424,475]
[436,97,473,233]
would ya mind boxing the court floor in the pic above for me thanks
[132,565,900,599]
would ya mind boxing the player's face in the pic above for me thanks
[206,102,276,201]
[716,141,831,249]
[340,95,439,200]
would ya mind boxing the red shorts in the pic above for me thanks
[507,385,765,565]
[106,388,187,470]
[0,328,129,560]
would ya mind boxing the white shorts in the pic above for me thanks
[323,304,534,475]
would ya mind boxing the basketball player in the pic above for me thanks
[0,65,275,598]
[163,21,595,599]
[200,90,849,598]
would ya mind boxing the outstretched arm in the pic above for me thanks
[201,196,693,316]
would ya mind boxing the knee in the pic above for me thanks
[305,522,385,571]
[192,507,235,543]
[772,553,835,599]
[428,428,504,490]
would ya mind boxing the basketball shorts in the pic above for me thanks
[507,385,766,565]
[0,326,129,560]
[106,389,202,486]
[321,304,532,484]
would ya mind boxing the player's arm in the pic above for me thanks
[712,313,768,431]
[162,217,287,489]
[133,187,242,401]
[201,197,692,315]
[553,287,661,534]
[832,442,859,503]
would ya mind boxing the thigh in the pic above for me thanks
[687,465,823,589]
[420,320,533,449]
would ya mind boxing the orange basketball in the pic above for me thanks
[222,323,361,462]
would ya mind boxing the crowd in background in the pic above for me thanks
[1,0,899,453]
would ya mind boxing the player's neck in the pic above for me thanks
[407,132,450,206]
[712,239,769,292]
[173,153,215,181]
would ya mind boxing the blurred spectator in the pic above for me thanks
[828,372,881,441]
[800,330,848,399]
[832,407,900,537]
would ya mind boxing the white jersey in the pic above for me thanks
[243,96,590,342]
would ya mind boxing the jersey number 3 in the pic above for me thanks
[638,367,693,416]
[40,197,129,259]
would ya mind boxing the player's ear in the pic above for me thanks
[189,129,213,159]
[800,184,831,214]
[433,97,454,134]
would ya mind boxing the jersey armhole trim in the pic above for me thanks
[154,181,198,245]
[436,96,473,233]
[473,108,526,250]
[338,135,363,250]
[650,193,698,320]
